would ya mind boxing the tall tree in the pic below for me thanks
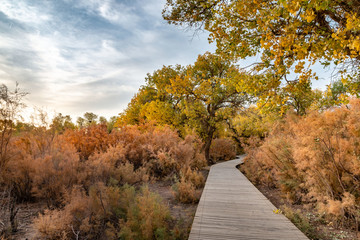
[119,53,248,163]
[168,52,248,164]
[163,0,360,98]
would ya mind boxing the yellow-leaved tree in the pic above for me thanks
[163,0,360,109]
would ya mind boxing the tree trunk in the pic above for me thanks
[204,127,215,165]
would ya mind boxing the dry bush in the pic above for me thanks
[32,136,80,206]
[86,145,149,187]
[172,134,207,170]
[104,124,206,180]
[35,183,173,240]
[172,178,198,204]
[64,124,112,161]
[172,167,204,204]
[148,151,178,179]
[210,138,236,163]
[181,167,205,189]
[35,183,132,240]
[5,132,80,205]
[119,186,172,240]
[243,99,360,228]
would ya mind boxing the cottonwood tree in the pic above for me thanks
[119,53,248,164]
[168,52,248,164]
[117,66,185,128]
[163,0,360,107]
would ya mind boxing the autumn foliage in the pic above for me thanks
[242,99,360,229]
[35,184,173,240]
[0,121,207,239]
[209,138,236,163]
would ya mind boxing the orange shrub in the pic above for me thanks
[172,178,198,204]
[243,99,360,227]
[99,124,206,180]
[172,167,205,203]
[172,134,207,170]
[35,183,173,240]
[64,124,112,161]
[86,145,149,187]
[5,132,80,205]
[181,167,205,189]
[210,138,236,163]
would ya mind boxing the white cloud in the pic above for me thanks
[0,1,51,25]
[67,0,140,28]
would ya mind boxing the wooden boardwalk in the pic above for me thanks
[189,156,309,240]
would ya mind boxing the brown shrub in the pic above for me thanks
[242,99,360,228]
[103,124,206,180]
[172,134,207,170]
[172,167,204,204]
[210,138,236,163]
[64,124,112,161]
[4,132,80,205]
[32,136,80,206]
[119,186,172,240]
[181,167,205,189]
[86,146,149,187]
[172,178,199,204]
[35,183,173,240]
[35,183,130,240]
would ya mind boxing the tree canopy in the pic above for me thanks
[163,0,360,94]
[119,52,248,163]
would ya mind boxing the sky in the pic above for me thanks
[0,0,335,122]
[0,0,215,120]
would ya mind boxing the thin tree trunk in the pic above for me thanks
[204,127,215,165]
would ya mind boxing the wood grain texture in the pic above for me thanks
[189,156,309,240]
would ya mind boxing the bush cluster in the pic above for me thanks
[0,123,207,239]
[242,99,360,229]
[209,138,236,162]
[35,184,173,240]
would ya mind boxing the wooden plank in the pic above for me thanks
[189,156,309,240]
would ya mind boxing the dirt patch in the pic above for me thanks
[1,201,45,240]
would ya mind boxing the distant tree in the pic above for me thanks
[0,83,27,172]
[99,116,107,125]
[50,113,75,134]
[76,117,85,129]
[107,116,118,132]
[83,112,98,124]
[117,86,158,126]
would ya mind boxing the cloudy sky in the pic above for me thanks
[1,0,335,121]
[0,0,215,120]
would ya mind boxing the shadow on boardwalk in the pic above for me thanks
[189,156,309,240]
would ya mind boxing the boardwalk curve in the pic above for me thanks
[189,156,309,240]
